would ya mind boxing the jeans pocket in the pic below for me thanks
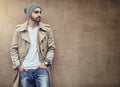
[19,71,27,77]
[37,68,48,74]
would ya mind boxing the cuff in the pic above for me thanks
[14,64,21,70]
[44,58,51,66]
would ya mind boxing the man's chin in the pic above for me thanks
[36,20,40,23]
[34,19,41,23]
[30,17,41,23]
[36,19,41,22]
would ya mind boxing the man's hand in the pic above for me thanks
[18,66,27,72]
[37,63,47,68]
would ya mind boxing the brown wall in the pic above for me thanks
[0,0,120,87]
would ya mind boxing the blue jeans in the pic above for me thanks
[20,68,50,87]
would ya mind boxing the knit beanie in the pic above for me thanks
[24,3,41,17]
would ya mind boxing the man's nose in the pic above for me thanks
[38,13,41,16]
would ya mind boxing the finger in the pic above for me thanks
[37,65,40,68]
[39,64,43,68]
[42,65,46,68]
[24,68,28,71]
[19,68,24,72]
[19,67,23,72]
[40,64,44,68]
[40,64,42,67]
[41,64,45,68]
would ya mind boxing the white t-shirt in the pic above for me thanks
[22,26,41,69]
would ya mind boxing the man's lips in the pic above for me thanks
[36,17,41,20]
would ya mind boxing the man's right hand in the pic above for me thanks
[18,66,27,72]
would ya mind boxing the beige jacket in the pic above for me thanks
[10,21,55,87]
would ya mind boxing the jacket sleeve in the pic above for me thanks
[10,29,21,70]
[44,26,56,66]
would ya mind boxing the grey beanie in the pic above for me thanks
[24,3,41,17]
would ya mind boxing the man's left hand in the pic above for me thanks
[37,63,47,68]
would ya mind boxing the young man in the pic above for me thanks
[10,3,55,87]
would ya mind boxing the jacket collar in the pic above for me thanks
[17,20,47,32]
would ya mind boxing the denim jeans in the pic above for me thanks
[20,68,50,87]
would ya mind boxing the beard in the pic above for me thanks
[30,16,41,23]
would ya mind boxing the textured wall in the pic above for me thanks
[0,0,120,87]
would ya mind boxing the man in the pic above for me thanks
[10,3,55,87]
